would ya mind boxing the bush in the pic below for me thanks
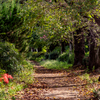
[27,51,45,60]
[49,51,59,60]
[0,1,29,52]
[36,52,45,57]
[0,60,34,100]
[57,49,74,64]
[68,53,74,64]
[0,0,21,33]
[0,42,23,74]
[26,52,33,59]
[16,60,34,84]
[52,46,61,54]
[57,52,69,62]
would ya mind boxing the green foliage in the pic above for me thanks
[58,52,68,62]
[0,68,6,76]
[80,73,90,81]
[58,49,74,64]
[0,0,21,33]
[0,0,31,52]
[44,47,63,60]
[0,81,22,99]
[0,42,23,74]
[82,51,89,67]
[34,52,45,57]
[40,60,72,70]
[26,52,35,60]
[0,60,34,99]
[15,60,34,84]
[79,73,99,84]
[85,45,89,53]
[52,46,61,54]
[34,55,45,62]
[27,51,45,60]
[68,53,74,64]
[85,51,89,57]
[49,51,59,60]
[42,46,47,53]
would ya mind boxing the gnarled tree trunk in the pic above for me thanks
[88,29,100,70]
[73,28,85,67]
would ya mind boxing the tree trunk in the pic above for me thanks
[93,15,100,81]
[88,29,100,70]
[73,28,85,67]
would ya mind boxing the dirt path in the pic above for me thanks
[15,61,100,100]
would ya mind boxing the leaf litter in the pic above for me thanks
[15,61,100,100]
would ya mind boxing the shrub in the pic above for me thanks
[27,51,45,60]
[36,52,45,57]
[16,60,34,84]
[49,51,59,60]
[0,42,23,74]
[0,0,29,52]
[26,52,34,59]
[0,60,34,100]
[57,52,69,62]
[57,49,74,64]
[0,0,21,33]
[68,53,74,64]
[52,46,61,54]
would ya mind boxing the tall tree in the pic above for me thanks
[26,0,100,69]
[73,28,85,66]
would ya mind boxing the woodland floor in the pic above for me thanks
[15,61,100,100]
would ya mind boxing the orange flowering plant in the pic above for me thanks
[0,73,13,84]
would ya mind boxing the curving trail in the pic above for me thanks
[15,61,100,100]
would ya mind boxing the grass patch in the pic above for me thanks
[0,82,23,100]
[79,73,99,84]
[40,60,72,70]
[0,60,34,100]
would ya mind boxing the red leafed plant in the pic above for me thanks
[0,73,13,84]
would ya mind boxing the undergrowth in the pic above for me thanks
[40,60,72,70]
[79,73,99,84]
[0,60,34,100]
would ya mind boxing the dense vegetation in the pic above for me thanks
[0,0,100,99]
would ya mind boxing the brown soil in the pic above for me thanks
[15,61,100,100]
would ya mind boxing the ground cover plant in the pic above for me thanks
[0,60,34,100]
[40,60,72,70]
